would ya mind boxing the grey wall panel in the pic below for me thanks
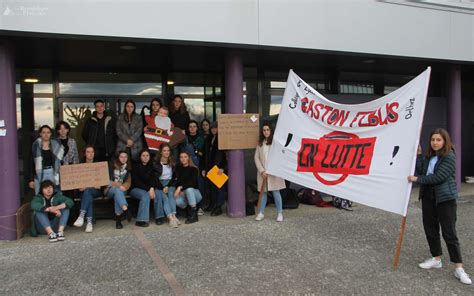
[1,0,473,62]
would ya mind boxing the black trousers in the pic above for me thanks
[422,194,462,263]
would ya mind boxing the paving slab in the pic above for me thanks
[0,184,473,295]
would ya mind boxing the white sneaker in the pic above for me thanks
[418,257,442,269]
[255,213,264,221]
[170,220,178,228]
[85,223,93,233]
[197,208,204,216]
[73,217,84,227]
[454,268,472,285]
[276,213,283,222]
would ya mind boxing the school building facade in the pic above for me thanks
[0,0,473,240]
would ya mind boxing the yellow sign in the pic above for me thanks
[206,165,228,189]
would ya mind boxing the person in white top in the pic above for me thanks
[254,123,286,222]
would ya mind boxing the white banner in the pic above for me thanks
[267,68,431,216]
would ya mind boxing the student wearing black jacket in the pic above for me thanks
[408,128,471,285]
[130,149,157,227]
[174,151,202,224]
[82,99,116,161]
[201,121,227,216]
[154,143,180,227]
[169,95,190,130]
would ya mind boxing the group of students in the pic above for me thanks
[27,95,470,284]
[29,95,281,238]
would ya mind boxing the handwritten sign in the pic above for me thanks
[218,113,259,150]
[60,162,109,191]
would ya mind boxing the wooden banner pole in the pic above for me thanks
[256,178,267,212]
[393,215,408,270]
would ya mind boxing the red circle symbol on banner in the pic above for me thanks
[313,131,359,186]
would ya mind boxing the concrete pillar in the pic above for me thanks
[225,51,246,218]
[0,41,20,240]
[447,66,462,189]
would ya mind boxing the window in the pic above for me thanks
[59,83,162,95]
[340,83,374,94]
[34,98,54,129]
[184,98,205,123]
[16,83,55,129]
[384,85,400,95]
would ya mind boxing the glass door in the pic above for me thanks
[58,98,117,153]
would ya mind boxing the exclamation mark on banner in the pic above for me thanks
[390,146,400,165]
[282,133,293,153]
[284,133,293,147]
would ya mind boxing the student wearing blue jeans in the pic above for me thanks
[154,143,181,227]
[130,149,158,227]
[108,151,132,229]
[30,180,74,242]
[175,151,202,224]
[74,145,102,233]
[254,123,286,222]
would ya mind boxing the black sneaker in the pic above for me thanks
[155,218,164,225]
[48,232,58,243]
[210,207,223,217]
[57,232,65,241]
[135,221,149,227]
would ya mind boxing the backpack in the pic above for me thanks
[332,196,353,211]
[281,188,299,209]
[298,188,332,208]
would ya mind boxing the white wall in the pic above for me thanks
[0,0,472,62]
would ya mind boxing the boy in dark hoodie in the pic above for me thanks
[31,180,74,242]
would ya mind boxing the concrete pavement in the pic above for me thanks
[1,185,473,295]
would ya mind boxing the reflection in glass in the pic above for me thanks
[59,83,162,95]
[34,84,53,94]
[339,83,374,94]
[270,81,287,89]
[34,98,54,129]
[62,102,95,129]
[205,87,214,96]
[269,95,283,116]
[205,101,214,122]
[184,98,205,123]
[134,102,149,115]
[62,101,95,152]
[175,86,204,96]
[384,85,399,95]
[16,97,21,129]
[215,102,222,117]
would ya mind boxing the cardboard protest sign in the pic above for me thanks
[218,113,259,150]
[266,69,430,216]
[60,161,110,191]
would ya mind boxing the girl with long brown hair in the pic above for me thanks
[174,151,202,224]
[408,128,471,285]
[107,150,132,229]
[116,99,143,160]
[154,143,181,227]
[254,123,285,222]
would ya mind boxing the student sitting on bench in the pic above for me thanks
[31,180,74,242]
